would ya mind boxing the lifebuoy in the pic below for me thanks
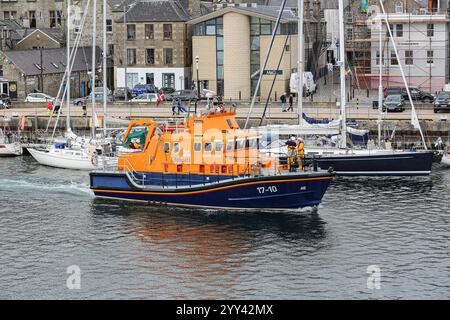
[91,152,98,166]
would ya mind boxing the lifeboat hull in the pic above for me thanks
[90,172,333,210]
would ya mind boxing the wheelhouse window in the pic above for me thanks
[173,142,180,154]
[248,138,258,149]
[226,140,235,152]
[215,141,224,153]
[204,142,212,153]
[194,142,202,152]
[164,142,170,154]
[236,139,245,150]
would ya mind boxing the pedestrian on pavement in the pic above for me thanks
[172,98,178,115]
[280,93,287,112]
[288,94,294,112]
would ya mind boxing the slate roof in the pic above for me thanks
[115,0,190,22]
[2,46,101,76]
[19,28,65,45]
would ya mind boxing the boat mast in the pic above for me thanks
[103,0,107,137]
[297,0,304,126]
[378,18,383,147]
[338,0,347,148]
[91,0,97,139]
[66,0,71,132]
[379,0,427,150]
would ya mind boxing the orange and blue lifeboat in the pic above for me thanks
[90,110,333,210]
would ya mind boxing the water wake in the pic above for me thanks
[0,178,93,198]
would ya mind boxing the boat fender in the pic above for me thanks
[91,152,98,166]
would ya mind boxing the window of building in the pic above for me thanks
[395,2,404,13]
[163,24,172,40]
[108,44,114,56]
[216,35,224,91]
[386,24,393,37]
[29,11,36,28]
[427,24,434,37]
[106,19,113,33]
[146,48,155,65]
[427,50,434,64]
[0,65,3,77]
[127,24,136,40]
[127,48,136,65]
[49,11,62,28]
[405,50,413,65]
[250,35,260,95]
[145,24,154,40]
[162,73,175,88]
[205,19,216,35]
[375,50,384,65]
[391,51,398,65]
[164,48,173,65]
[126,73,138,89]
[396,24,403,37]
[146,73,154,85]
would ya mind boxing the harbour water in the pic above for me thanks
[0,156,449,299]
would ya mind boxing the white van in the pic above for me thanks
[443,83,450,92]
[290,71,317,96]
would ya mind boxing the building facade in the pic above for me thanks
[189,3,327,100]
[113,1,192,91]
[370,12,448,92]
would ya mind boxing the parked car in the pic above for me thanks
[384,87,434,102]
[24,92,55,103]
[433,91,450,113]
[164,89,198,101]
[73,92,113,106]
[131,83,158,96]
[382,95,405,112]
[160,87,176,95]
[131,93,158,103]
[113,87,133,101]
[93,86,112,95]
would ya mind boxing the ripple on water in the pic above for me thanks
[0,157,449,299]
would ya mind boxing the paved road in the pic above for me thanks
[1,101,448,122]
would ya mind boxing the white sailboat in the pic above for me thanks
[28,0,116,170]
[255,0,434,176]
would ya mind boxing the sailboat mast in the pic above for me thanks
[297,0,304,126]
[103,0,107,137]
[66,0,71,131]
[378,19,383,147]
[338,0,346,148]
[91,0,97,139]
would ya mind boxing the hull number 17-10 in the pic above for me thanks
[257,186,277,194]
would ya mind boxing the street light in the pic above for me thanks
[36,34,43,92]
[195,55,199,114]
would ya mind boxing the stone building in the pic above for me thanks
[113,0,192,90]
[0,46,99,100]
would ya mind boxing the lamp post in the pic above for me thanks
[195,55,199,113]
[36,34,43,92]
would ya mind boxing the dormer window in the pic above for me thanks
[395,2,404,14]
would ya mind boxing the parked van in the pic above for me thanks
[443,83,450,92]
[290,71,317,96]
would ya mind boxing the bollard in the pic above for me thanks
[239,91,241,101]
[275,92,277,101]
[366,89,369,98]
